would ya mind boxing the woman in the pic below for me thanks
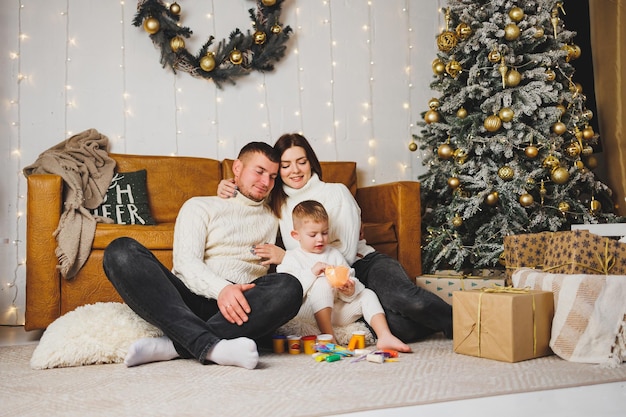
[219,133,452,342]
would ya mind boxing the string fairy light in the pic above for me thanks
[323,0,339,157]
[119,0,128,152]
[365,0,376,183]
[403,0,413,178]
[293,7,305,133]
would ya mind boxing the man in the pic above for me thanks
[103,142,302,369]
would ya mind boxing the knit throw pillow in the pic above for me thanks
[92,170,156,225]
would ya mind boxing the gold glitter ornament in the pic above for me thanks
[484,114,502,132]
[230,49,243,65]
[565,141,582,157]
[254,30,267,45]
[271,24,282,34]
[453,148,468,164]
[504,23,521,41]
[519,193,534,207]
[452,215,463,227]
[551,166,570,184]
[505,69,522,87]
[143,17,160,34]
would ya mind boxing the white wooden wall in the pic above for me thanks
[0,0,442,324]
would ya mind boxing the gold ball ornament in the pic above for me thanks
[456,107,468,119]
[534,27,545,38]
[452,215,463,228]
[456,23,473,40]
[488,49,502,63]
[583,126,595,140]
[505,69,522,87]
[485,192,499,206]
[424,109,440,124]
[558,201,571,214]
[509,7,525,22]
[575,160,585,170]
[428,97,441,110]
[565,142,582,157]
[545,68,556,81]
[571,83,583,94]
[254,30,267,45]
[453,148,468,164]
[445,60,462,78]
[170,36,185,53]
[551,166,570,184]
[590,199,602,215]
[504,23,521,41]
[556,103,567,116]
[261,0,277,6]
[582,145,594,156]
[199,52,216,72]
[562,45,575,62]
[143,17,160,35]
[437,31,458,52]
[519,193,534,207]
[498,107,514,122]
[169,2,181,15]
[570,44,582,60]
[582,109,594,120]
[525,145,539,159]
[432,58,446,75]
[271,24,282,34]
[448,177,461,189]
[498,166,515,181]
[484,114,502,132]
[230,49,243,65]
[585,155,599,169]
[408,142,418,152]
[437,143,454,160]
[552,121,567,135]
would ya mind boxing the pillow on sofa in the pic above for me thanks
[92,170,156,225]
[30,302,163,369]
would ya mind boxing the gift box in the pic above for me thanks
[452,288,554,363]
[543,229,626,275]
[416,274,505,305]
[503,231,553,284]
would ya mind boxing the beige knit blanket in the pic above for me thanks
[512,268,626,367]
[23,129,116,279]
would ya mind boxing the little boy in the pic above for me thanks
[277,200,410,352]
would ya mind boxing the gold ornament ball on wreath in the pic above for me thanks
[534,26,545,38]
[169,2,181,15]
[254,31,267,45]
[488,49,501,63]
[445,60,462,78]
[437,31,458,52]
[551,166,570,184]
[504,23,521,41]
[408,142,418,152]
[498,166,515,181]
[543,155,560,170]
[452,215,463,227]
[582,145,594,156]
[432,58,446,75]
[424,109,440,124]
[525,145,539,159]
[558,201,570,214]
[454,148,468,164]
[262,0,277,6]
[143,17,160,34]
[565,142,582,158]
[545,68,556,81]
[428,97,441,110]
[498,107,514,122]
[200,52,216,72]
[456,23,473,40]
[484,114,502,132]
[583,126,595,140]
[230,49,243,65]
[271,24,282,34]
[456,107,468,119]
[448,177,461,189]
[552,121,567,135]
[519,193,534,207]
[170,36,185,53]
[590,199,602,215]
[485,192,499,206]
[505,69,522,87]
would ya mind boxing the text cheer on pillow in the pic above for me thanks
[92,170,156,225]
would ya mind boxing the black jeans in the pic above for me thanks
[353,252,453,342]
[103,237,302,363]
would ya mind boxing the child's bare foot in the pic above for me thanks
[375,334,412,352]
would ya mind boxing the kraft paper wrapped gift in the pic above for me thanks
[503,231,553,283]
[452,288,554,363]
[415,275,504,305]
[542,229,626,275]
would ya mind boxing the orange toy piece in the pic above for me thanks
[325,265,350,288]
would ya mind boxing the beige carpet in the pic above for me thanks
[1,335,625,417]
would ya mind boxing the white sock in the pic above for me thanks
[124,336,179,367]
[206,337,259,370]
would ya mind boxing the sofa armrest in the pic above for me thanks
[25,174,63,330]
[356,181,421,278]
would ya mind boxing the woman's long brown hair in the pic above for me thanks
[270,133,323,218]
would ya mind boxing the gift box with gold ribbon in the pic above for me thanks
[452,287,554,363]
[503,231,553,284]
[542,229,626,275]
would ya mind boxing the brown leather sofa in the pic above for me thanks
[25,153,421,330]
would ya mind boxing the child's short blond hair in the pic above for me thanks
[292,200,328,229]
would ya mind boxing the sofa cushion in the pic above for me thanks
[92,170,156,225]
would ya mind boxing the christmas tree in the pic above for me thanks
[413,0,621,273]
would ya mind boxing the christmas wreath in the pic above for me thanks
[133,0,292,88]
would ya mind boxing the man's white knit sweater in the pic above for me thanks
[171,192,278,300]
